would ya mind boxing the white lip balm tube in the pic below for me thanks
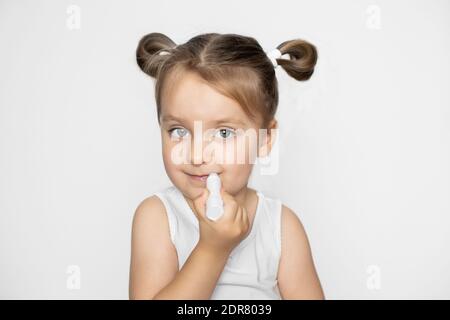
[206,173,224,221]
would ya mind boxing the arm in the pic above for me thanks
[277,205,325,299]
[129,195,231,300]
[153,243,230,300]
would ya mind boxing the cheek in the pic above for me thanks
[162,140,185,178]
[228,134,259,164]
[212,134,258,164]
[220,137,255,187]
[221,163,253,193]
[161,141,173,168]
[162,136,190,166]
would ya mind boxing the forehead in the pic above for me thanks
[160,71,249,124]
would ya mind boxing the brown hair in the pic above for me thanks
[136,32,318,129]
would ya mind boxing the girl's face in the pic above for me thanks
[159,71,274,200]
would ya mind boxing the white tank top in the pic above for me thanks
[154,185,283,300]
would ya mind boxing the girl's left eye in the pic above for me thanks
[215,128,236,139]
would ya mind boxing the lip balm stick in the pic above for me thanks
[206,173,224,221]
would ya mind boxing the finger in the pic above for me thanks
[240,207,251,238]
[192,188,209,221]
[241,207,249,225]
[234,206,243,223]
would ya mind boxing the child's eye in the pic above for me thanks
[215,128,236,139]
[168,127,190,139]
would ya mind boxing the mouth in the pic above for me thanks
[185,172,221,182]
[186,173,209,182]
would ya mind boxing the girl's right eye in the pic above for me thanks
[168,127,190,139]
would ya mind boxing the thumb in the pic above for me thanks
[193,188,209,221]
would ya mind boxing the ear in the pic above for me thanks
[258,119,278,158]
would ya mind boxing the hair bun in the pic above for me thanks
[136,32,177,78]
[277,39,318,81]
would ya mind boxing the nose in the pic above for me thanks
[191,142,204,165]
[190,132,211,165]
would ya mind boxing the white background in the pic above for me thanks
[0,0,449,299]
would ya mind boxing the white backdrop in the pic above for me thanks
[0,0,449,299]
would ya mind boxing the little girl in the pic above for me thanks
[129,32,324,300]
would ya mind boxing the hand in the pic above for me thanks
[192,187,250,255]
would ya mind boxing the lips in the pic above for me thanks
[186,172,221,182]
[187,173,209,182]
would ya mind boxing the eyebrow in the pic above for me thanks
[160,114,247,126]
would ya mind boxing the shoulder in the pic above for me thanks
[129,195,178,299]
[132,195,168,231]
[131,193,177,253]
[279,204,310,257]
[134,194,166,217]
[280,204,306,238]
[277,203,325,299]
